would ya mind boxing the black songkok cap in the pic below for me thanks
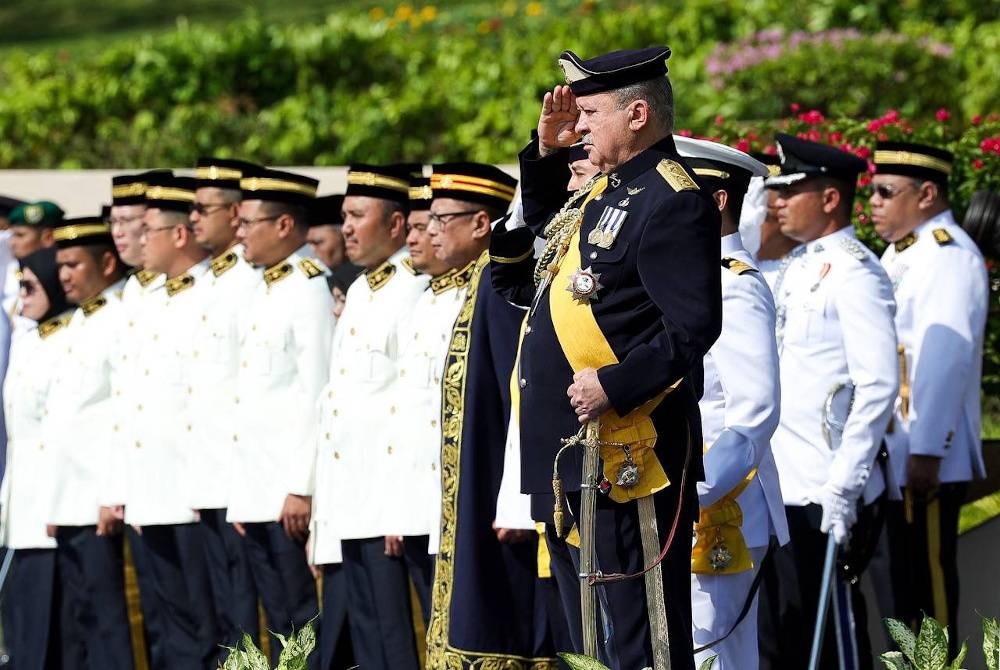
[112,169,173,206]
[308,195,344,227]
[408,176,433,212]
[144,174,197,213]
[195,157,262,191]
[874,141,953,187]
[558,46,671,96]
[567,143,589,164]
[345,164,411,205]
[766,133,868,187]
[52,215,113,249]
[240,166,318,206]
[430,162,518,211]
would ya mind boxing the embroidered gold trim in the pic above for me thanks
[136,269,160,288]
[656,159,700,192]
[240,177,317,197]
[165,273,195,297]
[933,227,953,245]
[401,257,421,276]
[81,295,108,317]
[894,232,918,253]
[298,258,325,279]
[489,248,533,265]
[366,261,396,292]
[145,186,195,203]
[694,167,731,180]
[874,150,952,175]
[38,313,71,339]
[53,224,111,241]
[426,253,557,670]
[451,260,476,290]
[431,173,517,199]
[346,172,409,193]
[112,182,146,198]
[409,184,434,201]
[210,251,238,277]
[196,166,242,180]
[430,269,457,295]
[264,262,293,285]
[722,257,756,275]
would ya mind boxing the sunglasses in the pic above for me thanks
[871,183,917,200]
[18,279,37,296]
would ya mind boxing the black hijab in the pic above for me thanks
[19,247,70,323]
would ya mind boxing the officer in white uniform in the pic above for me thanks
[0,247,73,669]
[673,137,788,670]
[758,134,899,670]
[187,157,263,654]
[311,164,427,670]
[872,141,988,656]
[228,166,332,665]
[394,175,468,621]
[125,174,221,668]
[44,215,135,668]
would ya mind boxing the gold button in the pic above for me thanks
[414,333,419,340]
[153,334,159,341]
[340,368,346,376]
[400,369,407,377]
[202,314,207,322]
[430,419,437,427]
[519,379,526,389]
[241,361,248,368]
[235,396,240,404]
[135,441,142,449]
[433,376,440,384]
[137,404,143,411]
[186,424,192,432]
[325,432,331,440]
[333,451,340,459]
[144,369,150,376]
[193,351,200,358]
[390,406,396,414]
[233,434,238,442]
[187,386,193,395]
[387,446,393,454]
[431,463,436,471]
[38,443,44,450]
[333,409,339,417]
[328,390,333,399]
[350,327,356,336]
[113,424,120,432]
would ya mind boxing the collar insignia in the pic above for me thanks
[430,269,457,295]
[722,257,757,275]
[933,228,953,245]
[264,262,293,286]
[366,261,396,292]
[38,313,71,339]
[210,251,238,277]
[81,295,108,317]
[298,258,325,279]
[136,269,160,288]
[401,257,421,276]
[893,232,917,253]
[165,273,195,297]
[452,260,476,290]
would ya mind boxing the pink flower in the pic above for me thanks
[973,158,985,170]
[798,109,825,125]
[789,102,801,113]
[714,115,725,126]
[972,115,983,125]
[678,128,694,137]
[735,139,751,153]
[884,109,900,122]
[935,108,950,122]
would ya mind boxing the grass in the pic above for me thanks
[984,397,1000,440]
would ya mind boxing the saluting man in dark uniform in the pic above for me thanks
[490,46,722,670]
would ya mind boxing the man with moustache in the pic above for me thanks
[489,47,722,670]
[872,141,988,656]
[228,166,332,667]
[311,164,427,670]
[186,157,262,654]
[126,174,219,669]
[44,214,134,669]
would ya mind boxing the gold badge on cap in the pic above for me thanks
[24,204,43,225]
[567,266,603,304]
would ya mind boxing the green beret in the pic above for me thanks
[9,201,65,228]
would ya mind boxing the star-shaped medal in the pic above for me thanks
[567,266,604,303]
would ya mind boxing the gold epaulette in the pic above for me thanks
[401,257,421,276]
[366,261,396,292]
[81,295,108,317]
[264,262,293,286]
[165,273,195,297]
[38,313,71,339]
[893,232,917,253]
[722,257,756,275]
[136,269,160,288]
[430,269,456,295]
[655,159,699,192]
[298,258,325,279]
[210,251,238,277]
[933,227,953,245]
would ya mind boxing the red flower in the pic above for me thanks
[714,115,725,126]
[878,132,888,141]
[858,174,872,188]
[935,108,951,122]
[855,146,871,159]
[972,115,983,125]
[973,158,985,170]
[735,139,751,153]
[829,131,843,143]
[678,128,694,137]
[790,102,801,113]
[884,109,900,122]
[798,109,825,125]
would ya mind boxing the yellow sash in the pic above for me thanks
[691,467,756,575]
[546,179,675,503]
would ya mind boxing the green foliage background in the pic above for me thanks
[0,0,999,168]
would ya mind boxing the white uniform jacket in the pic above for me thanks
[227,245,335,523]
[188,246,261,510]
[771,226,898,505]
[1,312,73,548]
[125,261,210,526]
[698,234,788,549]
[881,211,988,485]
[44,279,128,526]
[311,248,429,562]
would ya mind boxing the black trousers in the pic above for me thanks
[319,563,355,670]
[242,521,319,668]
[886,483,966,658]
[402,534,433,625]
[136,524,219,670]
[126,526,165,669]
[2,548,60,670]
[342,537,419,670]
[55,525,134,670]
[566,481,697,670]
[758,504,874,670]
[542,522,584,655]
[198,509,259,654]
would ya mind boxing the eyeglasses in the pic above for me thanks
[191,202,232,215]
[109,214,145,227]
[427,210,479,226]
[140,224,185,238]
[870,183,917,200]
[18,279,37,296]
[237,216,279,230]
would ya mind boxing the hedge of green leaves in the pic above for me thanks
[0,0,999,168]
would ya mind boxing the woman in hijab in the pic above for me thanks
[1,246,73,669]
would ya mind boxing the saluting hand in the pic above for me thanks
[537,85,581,156]
[279,494,312,543]
[567,368,611,424]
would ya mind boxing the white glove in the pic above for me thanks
[819,487,857,546]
